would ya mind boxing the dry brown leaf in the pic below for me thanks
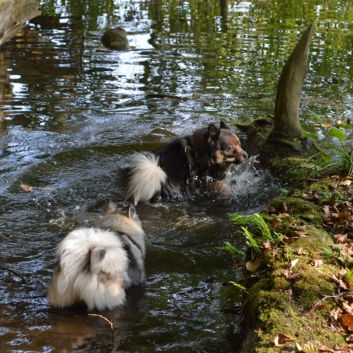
[340,300,353,315]
[274,332,296,347]
[270,217,281,227]
[344,334,353,343]
[323,194,336,207]
[286,187,295,197]
[322,205,331,220]
[290,230,308,238]
[263,240,271,249]
[311,259,324,267]
[339,313,353,331]
[298,248,307,255]
[20,183,33,192]
[318,344,335,352]
[282,202,288,212]
[330,307,342,321]
[282,238,295,244]
[282,269,298,280]
[334,233,348,243]
[332,343,353,350]
[338,268,348,279]
[336,211,350,221]
[340,179,353,186]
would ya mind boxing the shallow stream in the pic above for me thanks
[1,0,353,351]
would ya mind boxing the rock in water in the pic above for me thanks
[101,27,129,51]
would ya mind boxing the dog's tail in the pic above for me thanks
[48,228,129,311]
[125,153,167,205]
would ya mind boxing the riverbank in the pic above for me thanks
[234,147,353,352]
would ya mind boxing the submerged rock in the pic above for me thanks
[101,27,129,51]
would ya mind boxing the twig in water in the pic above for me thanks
[0,262,27,284]
[88,313,114,342]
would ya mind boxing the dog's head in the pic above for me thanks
[207,121,248,179]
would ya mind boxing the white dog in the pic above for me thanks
[48,201,145,311]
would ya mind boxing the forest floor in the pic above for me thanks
[232,146,353,353]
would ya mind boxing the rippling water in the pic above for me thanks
[1,0,352,351]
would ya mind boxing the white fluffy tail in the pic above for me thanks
[48,228,129,311]
[125,153,167,205]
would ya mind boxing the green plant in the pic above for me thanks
[229,281,248,293]
[226,213,283,256]
[302,111,353,175]
[219,241,245,260]
[345,268,353,286]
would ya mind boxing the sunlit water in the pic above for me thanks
[1,0,352,351]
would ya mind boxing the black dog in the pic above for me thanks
[124,121,248,204]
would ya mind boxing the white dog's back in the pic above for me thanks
[48,202,145,311]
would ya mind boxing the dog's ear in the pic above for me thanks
[105,200,118,214]
[128,205,137,220]
[208,124,220,139]
[220,121,231,130]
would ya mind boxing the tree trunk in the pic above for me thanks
[0,0,40,46]
[269,24,315,151]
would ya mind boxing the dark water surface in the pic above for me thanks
[1,0,353,352]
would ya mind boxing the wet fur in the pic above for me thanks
[125,121,248,205]
[48,201,145,311]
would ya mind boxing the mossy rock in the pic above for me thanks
[101,27,129,51]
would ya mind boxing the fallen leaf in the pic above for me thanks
[311,259,324,267]
[339,246,353,264]
[282,202,288,212]
[263,240,271,249]
[286,187,295,197]
[323,194,336,207]
[282,238,295,244]
[339,313,353,331]
[290,259,299,270]
[344,334,353,343]
[290,230,308,238]
[322,205,331,220]
[318,344,335,352]
[282,269,298,279]
[274,332,296,347]
[334,233,348,243]
[298,248,307,255]
[340,300,353,315]
[20,183,33,192]
[246,257,261,272]
[336,211,350,221]
[270,217,281,227]
[340,179,353,186]
[338,268,348,279]
[330,307,342,321]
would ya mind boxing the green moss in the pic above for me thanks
[240,222,347,351]
[268,196,323,225]
[236,123,350,352]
